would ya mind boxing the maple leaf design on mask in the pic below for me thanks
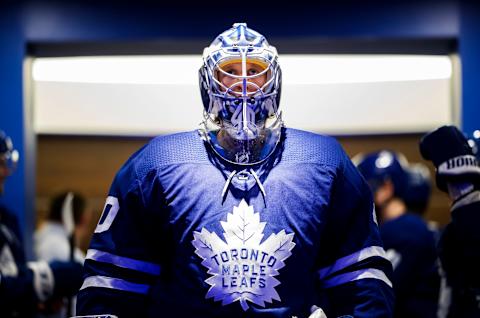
[192,200,295,311]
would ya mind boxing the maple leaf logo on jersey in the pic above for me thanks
[192,200,295,311]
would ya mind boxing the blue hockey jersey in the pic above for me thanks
[77,128,394,318]
[380,213,440,318]
[0,204,37,317]
[439,191,480,317]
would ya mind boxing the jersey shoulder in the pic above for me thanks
[282,128,346,168]
[118,130,209,181]
[282,129,371,200]
[381,213,434,244]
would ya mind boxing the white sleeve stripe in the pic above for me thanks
[452,190,480,211]
[86,249,161,275]
[318,246,388,279]
[80,275,150,294]
[321,268,393,289]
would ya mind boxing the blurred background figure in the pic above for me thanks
[0,130,19,196]
[0,130,83,317]
[404,163,432,217]
[403,162,453,318]
[353,150,440,318]
[34,191,90,318]
[467,129,480,161]
[35,191,89,263]
[420,125,480,318]
[0,130,21,247]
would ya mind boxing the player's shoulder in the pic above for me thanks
[284,128,341,147]
[0,203,19,225]
[382,213,435,245]
[122,130,208,177]
[282,128,346,166]
[144,130,205,157]
[397,213,431,230]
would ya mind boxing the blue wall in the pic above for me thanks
[460,2,480,136]
[19,1,459,41]
[0,4,26,232]
[1,0,478,241]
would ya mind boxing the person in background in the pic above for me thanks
[403,162,455,318]
[403,163,432,216]
[34,191,91,317]
[0,130,83,317]
[468,129,480,161]
[354,150,440,318]
[420,125,480,318]
[35,191,89,263]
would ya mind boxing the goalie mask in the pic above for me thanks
[199,23,283,165]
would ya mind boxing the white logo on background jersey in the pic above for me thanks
[385,248,402,270]
[0,245,18,277]
[192,200,295,311]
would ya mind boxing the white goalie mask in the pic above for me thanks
[199,23,283,165]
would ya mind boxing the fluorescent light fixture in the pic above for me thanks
[32,56,203,85]
[281,55,452,84]
[33,54,454,136]
[33,55,452,85]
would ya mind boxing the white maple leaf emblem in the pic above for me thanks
[192,200,296,311]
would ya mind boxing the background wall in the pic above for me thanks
[1,0,479,254]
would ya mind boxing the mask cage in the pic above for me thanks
[199,23,283,165]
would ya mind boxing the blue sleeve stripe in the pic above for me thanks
[80,275,150,295]
[318,246,389,279]
[86,249,161,276]
[321,268,393,289]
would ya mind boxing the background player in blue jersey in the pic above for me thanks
[354,151,440,318]
[76,23,394,318]
[468,130,480,162]
[420,125,480,318]
[0,130,83,317]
